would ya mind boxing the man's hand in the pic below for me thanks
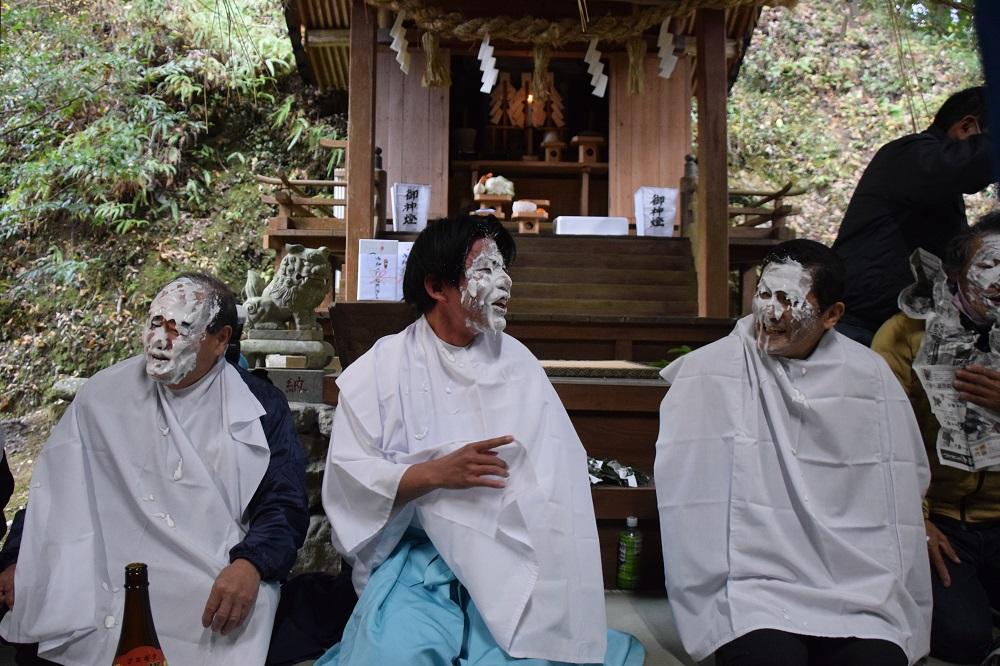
[396,435,513,505]
[926,519,961,587]
[428,436,512,490]
[0,564,15,609]
[954,364,1000,411]
[201,559,261,635]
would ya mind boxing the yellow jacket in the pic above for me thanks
[872,313,1000,522]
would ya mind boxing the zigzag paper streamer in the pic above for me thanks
[584,39,607,98]
[478,35,498,93]
[657,20,677,79]
[389,11,410,75]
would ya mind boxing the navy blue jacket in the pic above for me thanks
[228,366,309,582]
[0,366,309,583]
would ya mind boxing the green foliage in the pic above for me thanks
[728,3,987,242]
[0,0,346,417]
[0,0,293,241]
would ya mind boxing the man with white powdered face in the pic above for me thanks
[655,239,932,666]
[317,215,644,665]
[1,273,308,665]
[873,212,1000,665]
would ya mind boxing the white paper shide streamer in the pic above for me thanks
[657,20,677,79]
[389,11,410,74]
[584,39,607,98]
[478,35,498,93]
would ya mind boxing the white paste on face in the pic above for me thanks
[143,278,219,385]
[964,235,1000,323]
[752,260,818,355]
[460,238,512,334]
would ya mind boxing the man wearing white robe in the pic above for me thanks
[1,273,308,665]
[655,239,932,666]
[319,216,643,665]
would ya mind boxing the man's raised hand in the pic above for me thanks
[430,436,512,490]
[395,435,513,505]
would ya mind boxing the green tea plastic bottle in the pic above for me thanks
[616,516,642,589]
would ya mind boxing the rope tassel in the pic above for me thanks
[626,37,647,95]
[421,31,451,87]
[532,45,551,101]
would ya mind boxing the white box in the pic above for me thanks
[553,216,629,236]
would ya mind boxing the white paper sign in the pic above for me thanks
[633,186,678,237]
[396,241,414,301]
[358,239,399,301]
[391,183,431,232]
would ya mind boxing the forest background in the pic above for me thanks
[0,0,991,506]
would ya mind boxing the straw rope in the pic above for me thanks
[363,0,796,46]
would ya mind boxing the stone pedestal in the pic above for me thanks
[267,368,329,404]
[288,402,342,576]
[241,329,335,370]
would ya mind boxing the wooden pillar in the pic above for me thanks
[344,0,377,303]
[693,9,729,318]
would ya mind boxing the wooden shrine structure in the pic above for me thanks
[280,0,797,589]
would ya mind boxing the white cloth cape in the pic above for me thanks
[322,316,608,663]
[655,316,932,664]
[1,356,279,666]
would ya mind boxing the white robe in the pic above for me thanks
[1,357,279,666]
[322,316,608,663]
[655,316,932,664]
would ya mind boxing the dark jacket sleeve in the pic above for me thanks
[894,131,993,203]
[229,370,309,582]
[0,508,25,571]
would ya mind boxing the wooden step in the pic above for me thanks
[510,298,696,317]
[509,266,695,286]
[512,251,692,271]
[514,282,694,302]
[506,314,734,362]
[513,236,692,256]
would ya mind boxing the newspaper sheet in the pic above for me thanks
[913,273,1000,472]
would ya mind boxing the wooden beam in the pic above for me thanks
[305,29,351,48]
[694,8,729,318]
[344,0,377,303]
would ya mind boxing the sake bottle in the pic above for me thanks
[616,516,642,590]
[112,563,168,666]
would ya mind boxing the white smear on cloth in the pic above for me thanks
[172,458,183,481]
[153,512,176,528]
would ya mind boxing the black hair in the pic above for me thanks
[931,86,988,133]
[760,239,845,312]
[943,210,1000,278]
[169,272,238,334]
[402,215,516,314]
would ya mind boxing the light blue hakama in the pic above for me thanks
[317,530,645,666]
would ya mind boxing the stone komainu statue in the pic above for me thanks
[244,245,332,330]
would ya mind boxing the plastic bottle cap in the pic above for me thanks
[626,516,638,528]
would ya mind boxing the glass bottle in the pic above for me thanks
[112,563,168,666]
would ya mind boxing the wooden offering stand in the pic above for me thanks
[512,198,550,234]
[473,193,512,219]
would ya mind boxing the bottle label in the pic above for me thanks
[113,646,167,666]
[616,534,642,589]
